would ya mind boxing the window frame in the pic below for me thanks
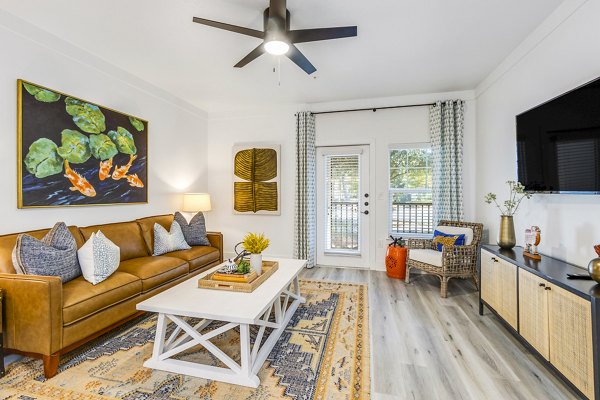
[388,143,434,238]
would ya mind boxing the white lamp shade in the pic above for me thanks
[182,193,212,212]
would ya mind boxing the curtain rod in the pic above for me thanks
[310,102,436,115]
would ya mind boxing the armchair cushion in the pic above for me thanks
[434,225,474,245]
[408,249,443,267]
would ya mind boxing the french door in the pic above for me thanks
[316,145,371,268]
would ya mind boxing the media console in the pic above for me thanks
[480,245,600,400]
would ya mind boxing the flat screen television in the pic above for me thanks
[516,76,600,193]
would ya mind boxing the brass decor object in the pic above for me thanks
[588,244,600,283]
[498,215,516,249]
[484,181,532,250]
[199,260,279,292]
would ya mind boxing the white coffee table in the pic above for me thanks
[136,257,306,387]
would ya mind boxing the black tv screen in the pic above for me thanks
[516,76,600,193]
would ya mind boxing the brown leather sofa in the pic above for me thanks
[0,214,223,378]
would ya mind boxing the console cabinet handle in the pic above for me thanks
[545,286,552,291]
[539,283,546,287]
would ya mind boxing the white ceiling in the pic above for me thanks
[0,0,563,112]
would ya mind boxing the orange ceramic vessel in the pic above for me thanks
[385,245,407,279]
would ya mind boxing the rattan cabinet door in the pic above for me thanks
[518,269,549,359]
[548,285,594,399]
[480,250,497,310]
[496,258,518,329]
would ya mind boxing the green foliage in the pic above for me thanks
[389,149,432,190]
[56,129,91,164]
[484,181,532,216]
[129,116,145,132]
[242,232,270,254]
[65,97,106,133]
[89,133,118,160]
[108,127,137,154]
[22,82,61,102]
[24,138,63,178]
[237,260,251,274]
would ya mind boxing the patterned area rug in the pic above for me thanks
[0,279,369,400]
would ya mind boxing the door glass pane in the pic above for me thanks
[325,154,360,252]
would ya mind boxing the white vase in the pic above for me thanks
[250,253,263,275]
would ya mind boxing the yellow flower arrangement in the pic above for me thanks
[242,232,270,254]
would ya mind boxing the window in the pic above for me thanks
[325,154,360,252]
[389,146,433,236]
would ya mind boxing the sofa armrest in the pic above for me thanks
[206,232,223,263]
[0,273,63,355]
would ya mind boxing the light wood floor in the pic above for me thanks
[300,266,580,400]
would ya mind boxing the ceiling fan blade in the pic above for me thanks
[234,44,266,68]
[192,17,264,39]
[286,44,316,75]
[268,0,287,22]
[289,26,358,43]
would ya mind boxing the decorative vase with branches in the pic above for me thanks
[484,181,532,249]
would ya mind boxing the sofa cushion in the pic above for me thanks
[79,221,148,261]
[0,226,83,274]
[167,246,220,272]
[13,222,82,283]
[78,231,121,285]
[152,221,191,256]
[174,212,210,246]
[136,215,174,254]
[118,256,188,293]
[62,271,142,325]
[409,249,443,268]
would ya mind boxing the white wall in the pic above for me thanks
[475,0,600,267]
[207,91,476,269]
[207,106,299,259]
[0,11,208,233]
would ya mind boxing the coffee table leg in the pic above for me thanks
[151,313,167,361]
[240,324,252,379]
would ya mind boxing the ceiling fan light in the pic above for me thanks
[264,40,289,55]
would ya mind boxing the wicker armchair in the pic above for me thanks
[405,220,483,298]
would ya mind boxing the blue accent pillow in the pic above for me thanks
[432,230,466,252]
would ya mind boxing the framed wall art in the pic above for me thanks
[232,143,280,215]
[17,79,148,208]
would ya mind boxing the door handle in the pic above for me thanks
[362,210,369,215]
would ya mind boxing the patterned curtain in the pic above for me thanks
[294,112,317,268]
[430,100,465,224]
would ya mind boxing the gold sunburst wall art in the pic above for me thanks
[232,143,280,215]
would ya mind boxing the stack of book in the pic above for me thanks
[211,269,257,283]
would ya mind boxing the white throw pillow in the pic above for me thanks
[153,221,191,256]
[78,231,120,285]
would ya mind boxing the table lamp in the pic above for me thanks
[182,193,212,219]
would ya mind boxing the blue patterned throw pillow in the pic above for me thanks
[78,231,120,285]
[174,211,210,246]
[432,230,465,252]
[153,221,191,256]
[12,222,81,282]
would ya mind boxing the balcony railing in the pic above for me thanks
[391,202,433,234]
[328,201,359,251]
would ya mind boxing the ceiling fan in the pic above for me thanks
[192,0,357,75]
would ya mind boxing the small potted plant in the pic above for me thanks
[242,232,270,275]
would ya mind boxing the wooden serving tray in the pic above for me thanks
[198,260,279,293]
